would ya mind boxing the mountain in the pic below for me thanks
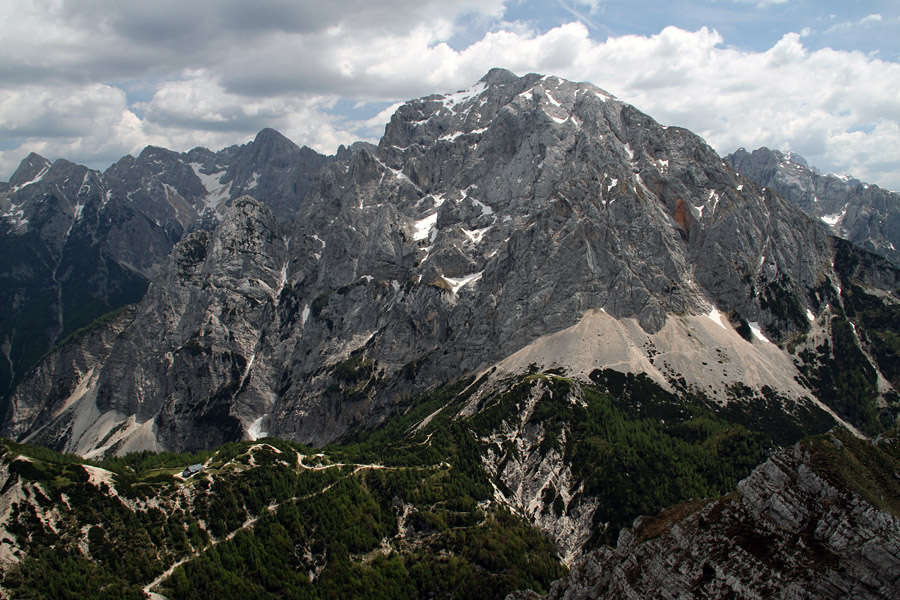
[511,427,900,600]
[4,68,900,459]
[0,132,336,416]
[2,68,900,599]
[726,147,900,267]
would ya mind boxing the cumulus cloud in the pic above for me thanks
[0,83,147,178]
[139,72,365,154]
[1,1,899,191]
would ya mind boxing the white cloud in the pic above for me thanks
[560,27,900,188]
[556,1,608,33]
[825,13,887,34]
[0,2,899,191]
[320,22,900,188]
[0,83,148,177]
[570,0,605,14]
[126,71,369,154]
[731,0,791,7]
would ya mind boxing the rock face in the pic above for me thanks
[0,131,335,416]
[726,147,900,267]
[0,156,158,417]
[4,69,900,456]
[512,429,900,599]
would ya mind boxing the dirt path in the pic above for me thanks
[142,451,416,598]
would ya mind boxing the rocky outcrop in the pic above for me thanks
[727,147,900,267]
[478,378,600,565]
[512,430,900,600]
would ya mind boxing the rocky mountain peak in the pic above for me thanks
[252,127,299,151]
[727,146,900,266]
[479,66,521,86]
[8,152,51,190]
[136,145,181,165]
[783,150,809,168]
[233,128,301,170]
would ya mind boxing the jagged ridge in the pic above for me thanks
[3,69,900,458]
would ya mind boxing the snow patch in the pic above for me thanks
[11,210,27,227]
[820,203,849,226]
[191,163,223,193]
[247,416,267,441]
[438,131,464,142]
[607,178,618,192]
[706,307,727,330]
[470,197,494,216]
[273,263,288,302]
[748,322,770,343]
[444,272,483,294]
[707,190,720,214]
[806,308,816,322]
[311,234,325,260]
[11,164,49,192]
[441,127,487,141]
[78,171,92,195]
[441,81,486,107]
[301,304,310,327]
[190,163,229,217]
[413,212,438,242]
[462,226,491,244]
[544,90,562,107]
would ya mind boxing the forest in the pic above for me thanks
[0,367,861,599]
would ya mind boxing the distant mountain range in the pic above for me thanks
[1,68,899,599]
[0,128,370,413]
[727,147,900,267]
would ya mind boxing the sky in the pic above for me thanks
[1,0,899,189]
